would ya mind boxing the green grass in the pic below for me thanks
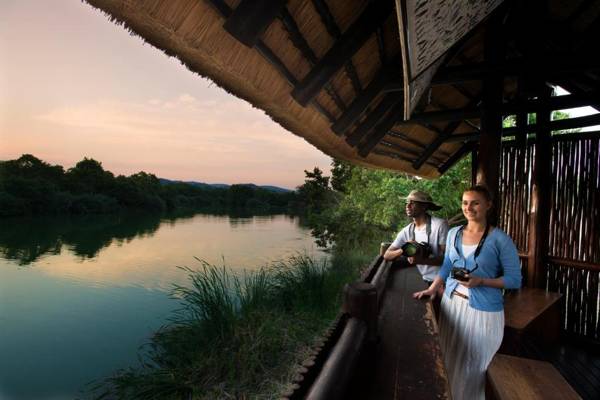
[91,251,371,399]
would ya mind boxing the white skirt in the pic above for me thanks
[438,293,504,400]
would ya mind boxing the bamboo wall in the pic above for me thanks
[500,135,600,341]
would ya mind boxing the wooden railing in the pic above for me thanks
[283,251,449,399]
[282,254,387,399]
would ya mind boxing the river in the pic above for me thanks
[0,212,324,400]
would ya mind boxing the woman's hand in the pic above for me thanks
[413,287,438,300]
[462,275,483,288]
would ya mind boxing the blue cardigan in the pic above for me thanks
[438,226,522,312]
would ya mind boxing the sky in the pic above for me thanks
[0,0,332,189]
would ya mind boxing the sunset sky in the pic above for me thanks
[0,0,332,189]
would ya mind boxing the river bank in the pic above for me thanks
[92,250,371,399]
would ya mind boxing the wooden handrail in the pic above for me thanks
[518,253,599,272]
[285,255,385,399]
[305,318,368,400]
[289,254,449,399]
[546,256,600,272]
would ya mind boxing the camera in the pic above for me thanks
[451,267,470,282]
[401,241,432,258]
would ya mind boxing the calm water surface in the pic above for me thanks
[0,212,323,400]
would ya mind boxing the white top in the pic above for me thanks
[461,243,478,259]
[390,215,449,282]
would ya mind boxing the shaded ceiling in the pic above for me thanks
[83,0,600,178]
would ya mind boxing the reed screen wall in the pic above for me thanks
[499,135,600,341]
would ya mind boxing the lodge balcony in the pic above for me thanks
[281,252,600,400]
[81,1,600,398]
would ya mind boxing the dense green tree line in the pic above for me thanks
[296,157,472,249]
[0,154,297,217]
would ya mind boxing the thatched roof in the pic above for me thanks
[83,0,600,178]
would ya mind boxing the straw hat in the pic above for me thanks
[401,190,442,211]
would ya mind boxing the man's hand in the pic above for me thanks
[407,255,426,265]
[383,247,403,261]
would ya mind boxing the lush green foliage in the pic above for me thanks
[296,157,472,250]
[94,251,370,399]
[0,155,297,216]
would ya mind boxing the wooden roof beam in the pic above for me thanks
[373,149,439,168]
[376,27,386,65]
[445,110,600,143]
[443,132,480,143]
[374,92,600,129]
[279,8,346,111]
[372,149,412,164]
[311,0,362,96]
[437,142,475,174]
[223,0,289,48]
[388,130,426,149]
[405,108,481,124]
[432,57,600,85]
[206,0,232,18]
[412,120,463,170]
[208,0,336,123]
[379,140,445,164]
[553,80,600,112]
[292,0,394,106]
[502,112,600,135]
[503,91,600,114]
[345,93,401,147]
[332,66,397,135]
[409,95,480,170]
[358,102,405,157]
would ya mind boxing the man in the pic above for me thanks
[383,190,449,284]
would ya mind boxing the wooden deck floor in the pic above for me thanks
[346,266,451,399]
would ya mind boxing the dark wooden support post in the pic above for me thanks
[476,14,505,223]
[527,87,553,289]
[342,282,378,341]
[223,0,288,48]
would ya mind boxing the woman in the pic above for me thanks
[413,185,521,400]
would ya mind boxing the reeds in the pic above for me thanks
[91,251,368,399]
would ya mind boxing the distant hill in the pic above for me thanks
[159,178,292,193]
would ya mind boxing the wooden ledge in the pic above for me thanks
[487,354,581,400]
[504,288,562,331]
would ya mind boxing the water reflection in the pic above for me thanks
[0,211,321,400]
[0,211,307,266]
[0,213,163,265]
[0,212,319,290]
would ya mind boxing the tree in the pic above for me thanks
[300,156,472,249]
[296,167,332,214]
[330,159,353,193]
[65,158,114,194]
